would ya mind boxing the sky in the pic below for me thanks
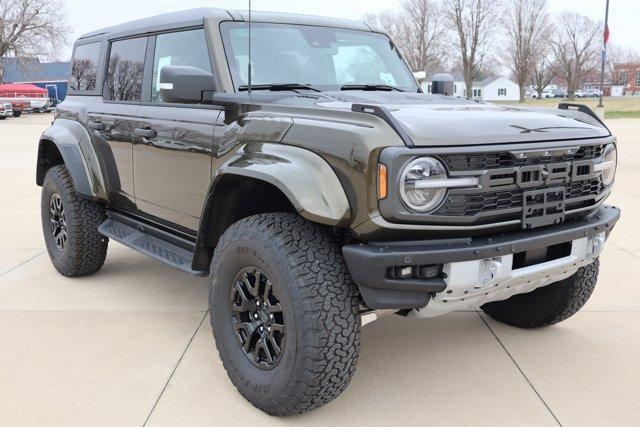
[59,0,639,60]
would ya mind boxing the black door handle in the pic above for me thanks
[134,127,157,138]
[87,121,105,131]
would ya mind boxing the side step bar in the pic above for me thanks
[98,212,208,277]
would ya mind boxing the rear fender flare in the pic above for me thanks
[37,119,107,200]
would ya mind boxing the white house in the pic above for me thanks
[415,73,520,101]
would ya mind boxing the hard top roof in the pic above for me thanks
[76,8,371,44]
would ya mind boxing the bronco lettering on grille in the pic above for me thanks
[478,160,596,191]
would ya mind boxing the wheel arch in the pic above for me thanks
[192,143,351,271]
[36,119,107,201]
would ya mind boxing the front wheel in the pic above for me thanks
[13,111,21,117]
[481,259,599,328]
[209,213,361,415]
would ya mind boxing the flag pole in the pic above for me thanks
[598,0,610,109]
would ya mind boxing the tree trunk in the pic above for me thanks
[519,85,526,103]
[465,77,473,99]
[537,89,543,99]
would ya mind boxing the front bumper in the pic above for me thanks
[343,205,620,310]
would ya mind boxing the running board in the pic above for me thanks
[98,214,208,277]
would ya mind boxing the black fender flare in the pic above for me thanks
[36,119,107,201]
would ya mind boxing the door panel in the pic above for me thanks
[133,106,219,230]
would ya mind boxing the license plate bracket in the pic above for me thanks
[522,187,566,229]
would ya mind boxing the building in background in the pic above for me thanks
[415,73,520,101]
[611,63,640,96]
[2,58,70,102]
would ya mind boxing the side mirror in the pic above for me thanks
[431,73,455,96]
[159,65,216,104]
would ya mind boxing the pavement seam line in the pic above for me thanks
[608,242,640,259]
[142,309,209,427]
[477,311,562,427]
[0,250,46,277]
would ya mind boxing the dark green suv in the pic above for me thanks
[36,8,620,415]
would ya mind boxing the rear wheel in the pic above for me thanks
[41,165,108,277]
[481,259,599,328]
[13,111,21,117]
[209,213,361,415]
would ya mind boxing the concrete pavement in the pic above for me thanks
[1,114,639,426]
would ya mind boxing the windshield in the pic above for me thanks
[220,22,419,92]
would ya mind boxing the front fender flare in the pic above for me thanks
[217,142,351,226]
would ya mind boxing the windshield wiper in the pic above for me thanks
[238,83,322,92]
[340,84,405,92]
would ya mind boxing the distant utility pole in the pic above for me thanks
[598,0,610,108]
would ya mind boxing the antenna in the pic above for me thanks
[247,0,252,97]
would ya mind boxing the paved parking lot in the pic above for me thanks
[1,113,639,426]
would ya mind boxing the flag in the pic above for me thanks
[604,24,610,45]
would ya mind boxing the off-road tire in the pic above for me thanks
[481,259,599,328]
[41,165,108,277]
[209,213,361,416]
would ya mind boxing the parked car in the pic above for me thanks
[578,89,600,98]
[532,90,555,98]
[552,89,567,98]
[36,8,620,416]
[1,98,31,117]
[0,102,13,119]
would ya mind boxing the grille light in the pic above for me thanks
[594,143,617,186]
[399,157,478,213]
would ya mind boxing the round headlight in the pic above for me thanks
[400,157,448,212]
[601,143,617,186]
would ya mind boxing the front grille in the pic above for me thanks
[440,144,605,171]
[434,177,603,217]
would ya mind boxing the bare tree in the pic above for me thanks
[0,0,67,83]
[445,0,497,98]
[550,12,601,99]
[502,0,551,102]
[530,55,555,99]
[365,0,448,74]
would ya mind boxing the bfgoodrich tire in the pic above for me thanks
[209,213,361,416]
[41,165,108,277]
[481,259,599,328]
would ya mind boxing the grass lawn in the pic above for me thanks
[494,96,640,119]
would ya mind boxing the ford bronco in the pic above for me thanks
[36,8,620,415]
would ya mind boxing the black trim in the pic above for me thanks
[343,205,620,310]
[559,103,609,131]
[106,210,196,249]
[351,103,415,147]
[57,144,94,199]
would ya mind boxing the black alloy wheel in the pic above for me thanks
[230,266,285,370]
[49,193,67,251]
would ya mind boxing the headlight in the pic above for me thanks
[399,157,449,212]
[596,143,617,186]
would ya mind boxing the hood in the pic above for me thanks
[314,92,610,146]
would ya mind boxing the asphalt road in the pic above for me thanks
[1,113,639,426]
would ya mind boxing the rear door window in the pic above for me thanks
[105,37,147,102]
[150,29,212,102]
[70,42,100,91]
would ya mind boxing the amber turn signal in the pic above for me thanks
[378,164,388,200]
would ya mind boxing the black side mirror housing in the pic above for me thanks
[159,65,216,104]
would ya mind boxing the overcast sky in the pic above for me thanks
[61,0,638,60]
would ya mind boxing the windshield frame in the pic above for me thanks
[219,21,420,93]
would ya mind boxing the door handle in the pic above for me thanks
[134,127,157,138]
[87,121,105,131]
